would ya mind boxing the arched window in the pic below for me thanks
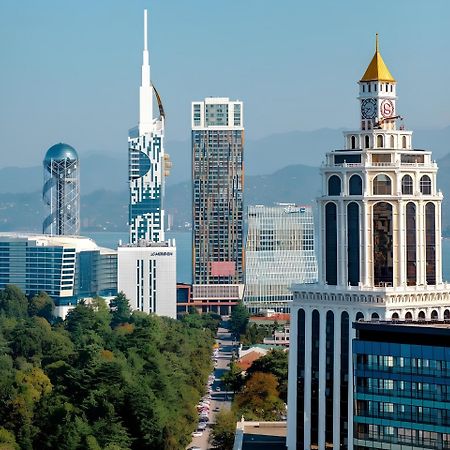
[402,175,413,195]
[373,202,393,286]
[351,136,356,149]
[402,136,407,149]
[431,310,438,320]
[373,174,392,195]
[418,311,426,321]
[406,203,417,286]
[356,312,364,321]
[328,175,341,196]
[405,312,413,321]
[365,136,370,148]
[347,202,360,286]
[349,175,363,195]
[390,135,395,148]
[371,312,380,320]
[445,309,450,320]
[325,311,334,444]
[392,312,399,319]
[325,203,338,286]
[377,135,384,148]
[420,175,432,195]
[426,202,436,285]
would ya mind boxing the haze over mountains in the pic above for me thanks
[1,127,450,233]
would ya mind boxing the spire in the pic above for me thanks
[139,9,153,135]
[360,34,395,83]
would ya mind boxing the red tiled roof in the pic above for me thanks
[236,351,264,371]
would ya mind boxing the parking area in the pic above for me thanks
[187,321,237,450]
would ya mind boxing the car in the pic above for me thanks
[198,423,207,430]
[199,416,209,422]
[192,431,203,437]
[215,387,221,392]
[213,407,220,412]
[189,447,201,450]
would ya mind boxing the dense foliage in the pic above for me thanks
[209,409,237,450]
[0,286,216,450]
[229,301,249,338]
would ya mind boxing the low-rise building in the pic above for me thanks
[0,233,117,318]
[233,420,287,450]
[118,239,176,319]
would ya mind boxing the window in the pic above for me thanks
[371,312,380,320]
[420,175,432,195]
[325,203,338,286]
[406,203,417,285]
[418,311,426,320]
[402,175,413,195]
[373,174,392,195]
[373,202,393,285]
[351,135,356,149]
[405,312,413,320]
[365,135,370,148]
[426,203,436,284]
[347,202,360,286]
[377,135,384,148]
[402,136,407,149]
[349,175,363,195]
[392,312,399,319]
[328,175,341,196]
[390,135,395,148]
[431,310,438,320]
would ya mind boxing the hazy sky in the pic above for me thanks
[1,0,450,167]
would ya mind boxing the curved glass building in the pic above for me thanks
[43,142,80,235]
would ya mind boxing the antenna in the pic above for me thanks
[144,9,148,51]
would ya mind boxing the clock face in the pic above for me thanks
[380,99,394,118]
[361,99,377,119]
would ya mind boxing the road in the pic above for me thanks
[187,321,237,450]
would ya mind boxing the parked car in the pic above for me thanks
[192,431,203,437]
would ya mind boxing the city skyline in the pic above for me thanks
[1,1,450,168]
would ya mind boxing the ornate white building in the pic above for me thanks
[287,36,450,450]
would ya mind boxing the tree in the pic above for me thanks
[110,292,131,328]
[28,292,54,322]
[234,372,285,421]
[246,349,288,401]
[221,362,244,394]
[209,409,236,450]
[0,427,19,450]
[0,286,28,318]
[229,301,249,337]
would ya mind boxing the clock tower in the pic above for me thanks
[359,34,397,131]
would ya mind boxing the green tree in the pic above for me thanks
[246,349,288,401]
[0,427,19,450]
[221,361,244,394]
[209,409,236,450]
[0,285,28,318]
[229,301,249,337]
[235,372,285,421]
[110,292,132,328]
[28,292,54,322]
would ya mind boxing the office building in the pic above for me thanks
[128,9,170,244]
[0,233,117,318]
[287,36,450,449]
[192,97,244,312]
[118,240,176,319]
[353,320,450,449]
[42,142,80,236]
[119,10,177,318]
[244,204,318,313]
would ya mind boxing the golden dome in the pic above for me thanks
[360,34,395,83]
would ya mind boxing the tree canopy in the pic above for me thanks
[0,286,215,449]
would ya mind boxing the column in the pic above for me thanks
[287,304,298,450]
[318,309,327,450]
[332,308,341,448]
[304,308,312,449]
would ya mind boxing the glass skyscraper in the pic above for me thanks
[244,204,318,313]
[353,321,450,449]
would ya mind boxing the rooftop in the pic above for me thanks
[233,421,286,450]
[360,34,395,83]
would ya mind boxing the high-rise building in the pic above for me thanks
[353,320,450,449]
[119,10,176,317]
[0,233,117,318]
[287,36,450,449]
[191,97,244,313]
[42,142,80,236]
[128,9,169,244]
[244,204,318,313]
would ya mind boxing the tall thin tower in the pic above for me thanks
[42,142,80,236]
[128,9,167,244]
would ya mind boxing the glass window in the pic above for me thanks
[347,202,360,286]
[406,202,417,285]
[365,135,370,148]
[373,202,393,286]
[402,136,407,148]
[420,175,432,195]
[402,175,414,195]
[325,203,338,285]
[426,202,436,285]
[377,135,384,147]
[328,175,341,196]
[349,175,363,195]
[373,174,392,195]
[351,135,356,149]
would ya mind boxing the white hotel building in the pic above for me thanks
[287,37,450,449]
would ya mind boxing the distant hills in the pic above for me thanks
[1,127,450,234]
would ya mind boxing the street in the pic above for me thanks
[187,320,237,450]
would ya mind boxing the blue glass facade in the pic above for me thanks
[353,322,450,449]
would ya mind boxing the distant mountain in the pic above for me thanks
[3,126,450,193]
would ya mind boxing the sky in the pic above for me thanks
[1,0,450,167]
